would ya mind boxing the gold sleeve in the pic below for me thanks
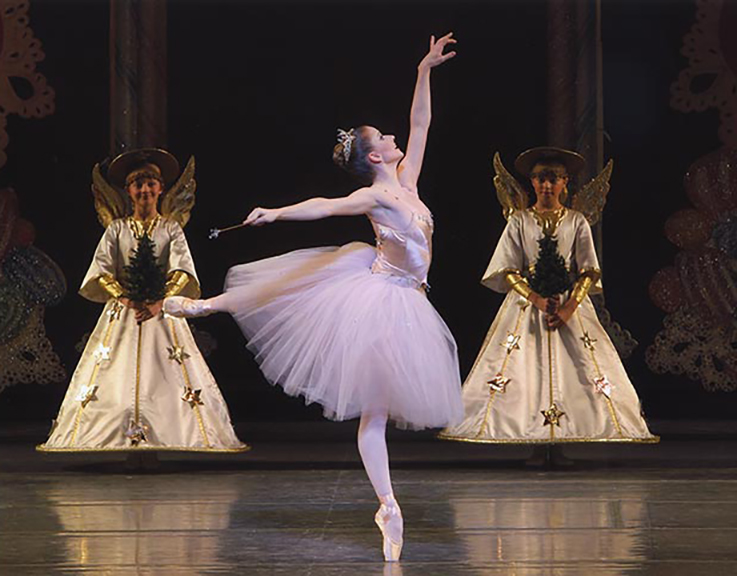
[504,271,533,300]
[571,269,601,303]
[97,274,124,299]
[165,270,191,297]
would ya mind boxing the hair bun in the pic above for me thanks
[333,125,374,185]
[332,143,348,168]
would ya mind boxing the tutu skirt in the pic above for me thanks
[224,242,463,429]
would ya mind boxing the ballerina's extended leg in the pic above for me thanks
[358,411,403,562]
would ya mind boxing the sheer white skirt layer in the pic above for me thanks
[222,242,463,430]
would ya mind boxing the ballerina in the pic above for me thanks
[164,33,462,561]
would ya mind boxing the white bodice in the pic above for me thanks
[369,211,434,290]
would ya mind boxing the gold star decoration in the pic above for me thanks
[541,403,565,427]
[107,300,124,321]
[167,345,190,365]
[76,384,99,408]
[580,331,597,351]
[93,343,112,364]
[487,373,511,394]
[181,387,204,407]
[501,332,521,354]
[593,375,613,398]
[124,421,149,445]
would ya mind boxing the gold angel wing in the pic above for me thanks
[91,162,128,228]
[161,156,196,228]
[572,159,614,226]
[493,152,528,220]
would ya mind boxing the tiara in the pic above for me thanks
[336,128,356,163]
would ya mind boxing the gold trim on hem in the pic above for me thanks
[436,433,660,445]
[36,444,251,453]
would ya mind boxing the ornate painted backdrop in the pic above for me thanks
[0,1,65,393]
[648,0,737,392]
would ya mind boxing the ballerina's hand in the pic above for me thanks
[244,207,278,227]
[419,32,457,69]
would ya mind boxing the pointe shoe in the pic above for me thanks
[375,498,403,562]
[163,296,213,318]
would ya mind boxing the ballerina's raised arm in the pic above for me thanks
[398,32,456,192]
[241,33,456,229]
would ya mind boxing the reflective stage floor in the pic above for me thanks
[1,421,736,575]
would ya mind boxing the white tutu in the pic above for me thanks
[223,242,463,429]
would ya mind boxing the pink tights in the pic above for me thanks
[358,412,393,501]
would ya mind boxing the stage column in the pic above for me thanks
[547,0,603,257]
[109,0,168,154]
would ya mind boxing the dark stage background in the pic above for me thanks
[0,0,729,424]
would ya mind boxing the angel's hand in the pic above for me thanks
[120,298,136,309]
[546,299,577,330]
[529,292,548,313]
[134,306,153,323]
[419,32,457,70]
[244,207,279,227]
[147,300,163,319]
[545,297,560,315]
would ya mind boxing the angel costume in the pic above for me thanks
[209,207,463,430]
[440,154,657,444]
[38,153,246,453]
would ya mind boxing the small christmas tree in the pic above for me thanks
[121,234,166,303]
[529,234,572,298]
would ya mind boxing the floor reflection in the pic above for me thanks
[35,473,243,575]
[448,480,652,571]
[3,430,737,575]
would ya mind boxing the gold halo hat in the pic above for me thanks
[107,148,180,189]
[514,147,586,178]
